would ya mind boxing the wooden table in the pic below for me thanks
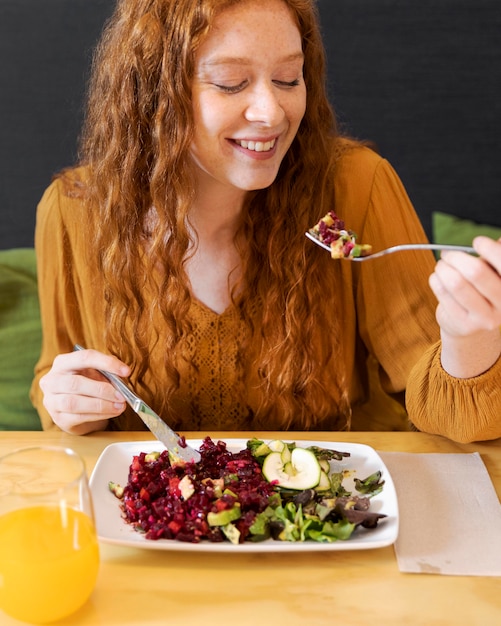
[1,430,500,626]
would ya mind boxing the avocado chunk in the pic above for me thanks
[207,504,241,526]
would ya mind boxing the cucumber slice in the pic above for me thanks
[268,440,286,452]
[281,446,292,464]
[262,452,286,480]
[316,470,331,491]
[319,459,330,474]
[262,448,321,490]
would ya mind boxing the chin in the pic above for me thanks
[242,174,280,191]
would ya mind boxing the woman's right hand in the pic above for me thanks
[39,348,131,435]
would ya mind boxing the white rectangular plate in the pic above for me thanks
[89,438,399,552]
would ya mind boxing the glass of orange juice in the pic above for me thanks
[0,446,100,624]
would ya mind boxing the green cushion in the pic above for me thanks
[0,248,42,430]
[432,211,501,246]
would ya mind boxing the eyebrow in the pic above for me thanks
[200,52,305,68]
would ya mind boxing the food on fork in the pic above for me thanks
[309,211,372,259]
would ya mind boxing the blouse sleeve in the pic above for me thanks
[407,342,501,443]
[352,155,440,395]
[29,178,85,430]
[350,153,501,443]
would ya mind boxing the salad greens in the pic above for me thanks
[243,438,386,544]
[109,437,387,545]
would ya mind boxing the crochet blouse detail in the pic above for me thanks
[179,301,252,430]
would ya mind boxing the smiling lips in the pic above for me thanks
[234,138,277,152]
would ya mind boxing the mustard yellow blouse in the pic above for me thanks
[30,145,501,442]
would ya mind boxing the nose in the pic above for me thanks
[244,82,285,126]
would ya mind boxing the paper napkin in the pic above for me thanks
[379,451,501,576]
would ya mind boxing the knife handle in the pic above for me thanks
[73,344,137,410]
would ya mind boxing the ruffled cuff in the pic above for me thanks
[406,342,501,443]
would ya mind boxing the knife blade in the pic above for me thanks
[74,345,201,463]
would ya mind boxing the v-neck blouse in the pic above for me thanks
[31,145,501,442]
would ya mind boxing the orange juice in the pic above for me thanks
[0,505,100,624]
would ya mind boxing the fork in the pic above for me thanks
[305,231,476,261]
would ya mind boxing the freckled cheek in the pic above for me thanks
[285,100,306,140]
[195,91,236,123]
[286,92,306,124]
[298,93,307,119]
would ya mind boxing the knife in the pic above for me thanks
[74,345,201,464]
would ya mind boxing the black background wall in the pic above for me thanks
[1,0,500,249]
[318,0,501,237]
[0,0,115,250]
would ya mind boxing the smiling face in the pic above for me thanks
[190,0,306,200]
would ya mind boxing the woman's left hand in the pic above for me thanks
[428,236,501,377]
[429,236,501,336]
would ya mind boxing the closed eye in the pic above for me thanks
[273,79,301,88]
[215,78,301,94]
[215,81,248,94]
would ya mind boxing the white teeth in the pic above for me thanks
[237,139,276,152]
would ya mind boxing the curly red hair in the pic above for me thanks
[75,0,354,430]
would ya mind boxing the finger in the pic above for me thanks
[429,271,473,334]
[44,402,116,435]
[51,348,131,378]
[438,252,501,319]
[41,372,126,404]
[473,236,501,275]
[40,378,126,422]
[429,263,501,334]
[430,258,476,307]
[45,390,126,421]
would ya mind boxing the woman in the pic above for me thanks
[31,0,501,442]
